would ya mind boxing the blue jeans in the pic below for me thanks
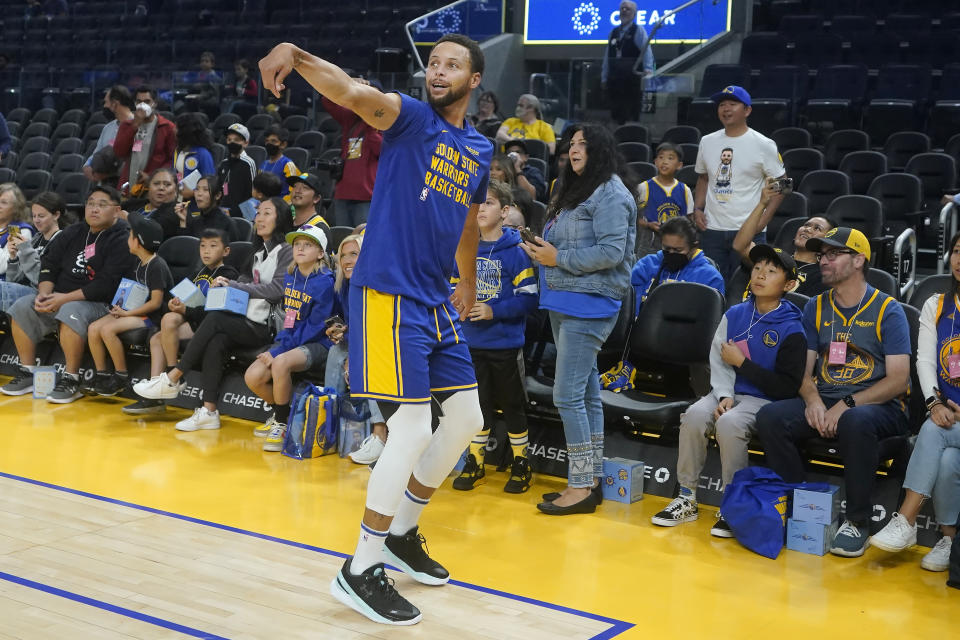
[903,419,960,526]
[700,229,766,278]
[0,281,36,314]
[333,199,371,229]
[324,341,383,423]
[549,310,618,488]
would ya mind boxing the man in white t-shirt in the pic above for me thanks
[693,86,785,277]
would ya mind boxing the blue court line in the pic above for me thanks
[0,470,635,640]
[0,570,229,639]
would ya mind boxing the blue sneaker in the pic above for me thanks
[830,520,870,557]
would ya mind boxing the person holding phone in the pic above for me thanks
[113,86,176,197]
[0,183,35,282]
[521,123,637,515]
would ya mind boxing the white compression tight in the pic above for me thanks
[364,389,483,516]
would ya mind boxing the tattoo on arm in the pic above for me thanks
[374,109,384,118]
[293,51,304,68]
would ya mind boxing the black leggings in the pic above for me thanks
[178,311,271,402]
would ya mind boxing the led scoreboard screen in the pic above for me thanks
[524,0,731,44]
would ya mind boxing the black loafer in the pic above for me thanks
[542,484,603,504]
[536,491,598,515]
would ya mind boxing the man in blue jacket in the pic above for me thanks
[630,215,724,316]
[453,179,538,493]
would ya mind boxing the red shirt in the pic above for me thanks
[321,97,383,202]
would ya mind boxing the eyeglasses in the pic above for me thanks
[816,248,857,262]
[85,200,117,210]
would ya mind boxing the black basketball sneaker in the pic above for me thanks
[330,558,422,625]
[383,526,450,585]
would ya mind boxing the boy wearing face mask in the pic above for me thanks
[216,123,258,218]
[260,125,299,197]
[630,215,724,316]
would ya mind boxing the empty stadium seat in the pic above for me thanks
[228,217,253,243]
[805,64,869,137]
[677,165,698,190]
[678,143,699,167]
[280,115,310,140]
[19,136,51,155]
[327,226,355,255]
[659,126,700,145]
[883,131,930,171]
[740,33,790,69]
[824,195,884,240]
[783,148,825,185]
[283,147,310,174]
[867,172,923,235]
[51,137,84,162]
[798,169,850,215]
[863,64,933,143]
[245,145,267,168]
[51,154,84,187]
[226,241,254,272]
[55,172,89,209]
[17,152,52,180]
[18,170,53,200]
[50,123,81,148]
[617,142,651,163]
[613,124,650,145]
[907,274,952,308]
[839,151,888,194]
[157,236,200,284]
[823,129,869,169]
[627,162,657,182]
[771,127,812,152]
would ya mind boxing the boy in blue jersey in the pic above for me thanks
[756,228,911,558]
[260,125,299,197]
[451,179,538,494]
[636,142,695,257]
[652,245,807,536]
[261,33,493,625]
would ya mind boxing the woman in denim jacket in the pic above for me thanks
[522,123,637,515]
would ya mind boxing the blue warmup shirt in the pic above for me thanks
[640,177,692,224]
[631,249,725,315]
[803,286,911,406]
[453,227,538,349]
[725,299,804,400]
[269,267,336,357]
[538,211,621,318]
[352,93,493,307]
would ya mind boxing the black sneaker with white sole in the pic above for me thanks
[96,373,128,397]
[383,526,449,585]
[330,558,421,625]
[47,375,81,404]
[710,514,734,538]
[1,366,34,396]
[122,398,166,415]
[79,373,104,396]
[650,494,699,527]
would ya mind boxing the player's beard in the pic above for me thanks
[426,79,471,109]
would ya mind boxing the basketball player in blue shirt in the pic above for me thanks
[260,34,493,625]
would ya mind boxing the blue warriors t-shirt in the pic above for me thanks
[352,93,493,307]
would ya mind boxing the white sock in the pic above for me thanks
[389,489,430,536]
[23,364,36,373]
[351,524,388,575]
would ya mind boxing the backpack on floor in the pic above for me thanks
[948,512,960,590]
[283,383,340,459]
[721,466,830,559]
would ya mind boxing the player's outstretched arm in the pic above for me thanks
[259,43,401,130]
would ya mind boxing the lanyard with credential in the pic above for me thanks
[946,294,960,379]
[827,288,867,365]
[283,269,312,329]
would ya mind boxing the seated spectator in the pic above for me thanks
[2,191,64,312]
[503,204,526,231]
[630,216,725,316]
[177,175,232,237]
[0,183,35,280]
[173,113,216,199]
[453,179,538,494]
[636,143,695,257]
[124,228,239,415]
[489,154,518,188]
[217,123,258,217]
[756,228,911,558]
[185,51,223,119]
[322,233,388,465]
[132,167,181,241]
[114,86,176,197]
[469,90,502,138]
[503,140,547,202]
[84,86,135,182]
[549,139,570,197]
[869,230,960,572]
[732,180,837,298]
[133,197,295,431]
[496,94,557,155]
[287,173,331,233]
[260,125,299,197]
[225,58,258,112]
[245,225,335,452]
[652,245,806,536]
[322,80,383,228]
[83,213,173,397]
[1,185,136,402]
[240,172,283,221]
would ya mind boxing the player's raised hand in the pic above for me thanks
[259,43,298,98]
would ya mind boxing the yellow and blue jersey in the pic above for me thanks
[352,93,493,307]
[638,177,694,224]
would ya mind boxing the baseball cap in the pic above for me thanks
[805,226,871,262]
[127,211,164,252]
[286,172,323,193]
[711,85,752,107]
[226,123,250,142]
[749,244,797,280]
[285,224,328,252]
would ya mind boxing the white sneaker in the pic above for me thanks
[134,372,185,400]
[254,415,276,437]
[870,513,917,553]
[920,535,953,572]
[263,422,287,452]
[651,494,699,527]
[175,407,221,432]
[349,434,385,465]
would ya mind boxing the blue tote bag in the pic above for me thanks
[720,467,830,559]
[282,383,340,459]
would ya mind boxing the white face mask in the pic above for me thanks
[136,102,153,118]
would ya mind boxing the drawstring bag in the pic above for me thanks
[720,466,830,559]
[283,383,340,459]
